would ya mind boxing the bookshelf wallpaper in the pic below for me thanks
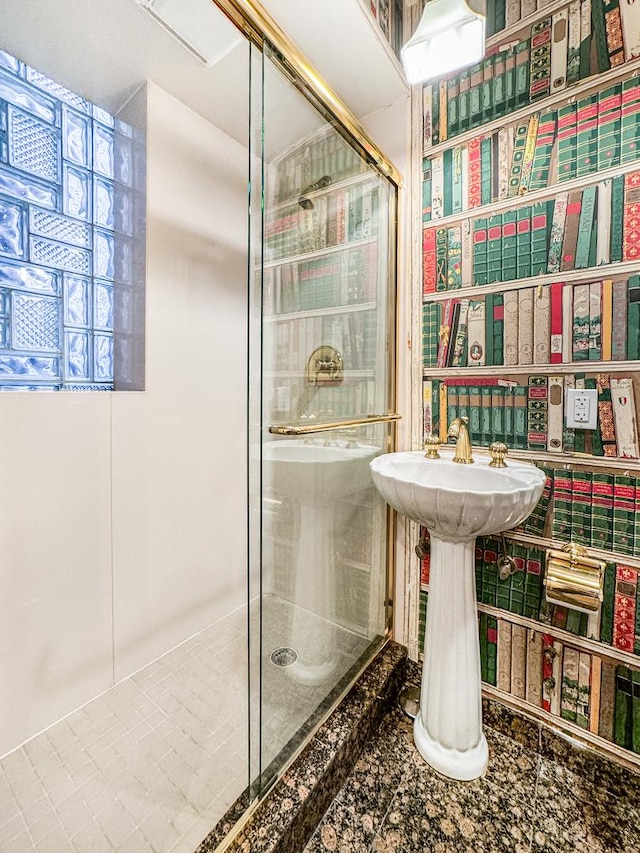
[420,0,640,765]
[418,536,640,758]
[0,48,142,390]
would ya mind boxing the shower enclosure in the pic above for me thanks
[0,1,398,850]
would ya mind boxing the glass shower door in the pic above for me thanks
[248,42,398,791]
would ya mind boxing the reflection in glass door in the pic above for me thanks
[249,42,398,791]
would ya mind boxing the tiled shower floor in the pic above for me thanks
[0,596,370,853]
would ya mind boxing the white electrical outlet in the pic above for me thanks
[565,388,598,430]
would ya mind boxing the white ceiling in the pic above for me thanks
[1,0,407,160]
[2,0,252,145]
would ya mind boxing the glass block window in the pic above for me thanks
[0,48,143,390]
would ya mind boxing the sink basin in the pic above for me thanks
[370,449,545,542]
[370,448,545,781]
[264,439,379,502]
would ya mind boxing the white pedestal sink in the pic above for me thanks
[370,448,545,780]
[263,439,379,685]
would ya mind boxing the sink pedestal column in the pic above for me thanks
[414,534,488,781]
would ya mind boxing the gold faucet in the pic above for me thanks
[448,417,474,464]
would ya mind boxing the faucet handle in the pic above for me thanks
[424,433,442,459]
[489,441,508,468]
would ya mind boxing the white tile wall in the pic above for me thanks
[0,81,250,759]
[0,393,113,758]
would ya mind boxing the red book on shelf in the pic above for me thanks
[442,377,513,386]
[623,171,640,261]
[613,565,638,652]
[420,527,430,586]
[549,282,564,364]
[467,135,483,209]
[423,227,437,295]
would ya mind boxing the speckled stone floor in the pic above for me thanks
[303,689,640,853]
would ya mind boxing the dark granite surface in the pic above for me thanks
[200,647,640,853]
[304,697,640,853]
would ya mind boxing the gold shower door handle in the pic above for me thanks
[268,413,401,435]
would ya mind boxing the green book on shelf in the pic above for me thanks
[431,81,440,146]
[468,61,484,129]
[515,38,531,108]
[516,205,532,279]
[614,666,633,749]
[491,384,505,443]
[627,276,640,361]
[422,157,432,223]
[481,386,493,446]
[610,174,625,263]
[565,608,585,636]
[621,75,640,165]
[591,0,612,73]
[508,118,530,198]
[481,55,495,124]
[487,213,503,284]
[447,75,459,139]
[530,200,549,276]
[579,0,592,79]
[468,384,483,446]
[474,537,484,602]
[513,386,527,451]
[503,385,514,448]
[632,669,640,754]
[591,472,614,551]
[524,465,553,536]
[443,148,453,217]
[483,538,499,606]
[576,94,598,178]
[509,543,526,616]
[479,611,488,682]
[597,83,622,172]
[487,615,498,687]
[484,294,494,367]
[574,184,597,270]
[523,547,544,620]
[560,647,579,723]
[446,384,459,426]
[473,217,489,286]
[529,109,557,191]
[458,68,471,133]
[502,209,518,282]
[557,103,578,183]
[452,146,464,215]
[505,44,516,113]
[492,48,507,119]
[480,137,493,205]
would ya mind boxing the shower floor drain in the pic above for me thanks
[270,647,298,667]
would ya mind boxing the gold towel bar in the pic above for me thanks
[268,413,401,436]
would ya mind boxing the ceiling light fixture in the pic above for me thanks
[401,0,486,85]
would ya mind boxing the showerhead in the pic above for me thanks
[298,174,332,209]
